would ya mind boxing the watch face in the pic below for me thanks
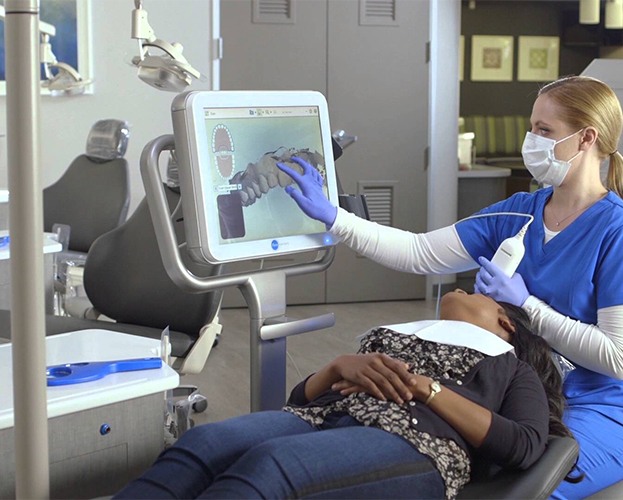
[425,381,442,405]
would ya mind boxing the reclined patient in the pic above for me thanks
[114,290,571,499]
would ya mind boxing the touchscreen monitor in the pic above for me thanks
[171,90,339,264]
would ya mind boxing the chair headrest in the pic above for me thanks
[86,119,130,161]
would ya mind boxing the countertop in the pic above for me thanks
[458,165,512,178]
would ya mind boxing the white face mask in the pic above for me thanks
[521,130,583,187]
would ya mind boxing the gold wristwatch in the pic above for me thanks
[425,380,442,406]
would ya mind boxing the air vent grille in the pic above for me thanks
[359,184,394,226]
[359,0,398,27]
[253,0,295,24]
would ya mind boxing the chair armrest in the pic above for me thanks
[458,436,579,500]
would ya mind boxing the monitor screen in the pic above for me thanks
[171,90,339,264]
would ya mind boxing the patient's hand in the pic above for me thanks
[334,372,434,404]
[329,353,417,404]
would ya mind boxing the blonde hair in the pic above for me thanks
[539,76,623,197]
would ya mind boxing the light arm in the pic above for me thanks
[130,0,204,92]
[0,5,89,96]
[39,33,90,96]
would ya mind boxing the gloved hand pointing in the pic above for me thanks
[475,256,530,307]
[277,156,337,227]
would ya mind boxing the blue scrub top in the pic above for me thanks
[456,188,623,414]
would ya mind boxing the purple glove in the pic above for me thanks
[475,256,529,306]
[276,156,337,227]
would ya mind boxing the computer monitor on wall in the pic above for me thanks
[171,90,340,265]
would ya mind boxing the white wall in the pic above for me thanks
[0,0,214,213]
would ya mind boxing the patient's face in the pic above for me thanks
[439,290,512,342]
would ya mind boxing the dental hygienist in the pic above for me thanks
[278,75,623,498]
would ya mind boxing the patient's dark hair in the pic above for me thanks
[498,302,571,440]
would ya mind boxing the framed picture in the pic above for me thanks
[459,35,464,82]
[470,35,513,82]
[518,36,559,82]
[0,0,92,95]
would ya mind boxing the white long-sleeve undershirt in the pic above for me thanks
[330,208,477,274]
[524,297,623,379]
[331,208,623,379]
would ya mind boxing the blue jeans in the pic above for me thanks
[114,411,445,499]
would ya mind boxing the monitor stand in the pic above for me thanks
[242,269,335,410]
[141,135,336,411]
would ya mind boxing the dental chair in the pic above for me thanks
[78,177,224,376]
[459,435,579,499]
[41,175,224,368]
[43,118,131,259]
[43,118,131,315]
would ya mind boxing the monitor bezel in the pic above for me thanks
[171,90,340,265]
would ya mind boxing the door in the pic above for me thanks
[220,0,429,304]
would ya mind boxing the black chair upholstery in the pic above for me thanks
[43,119,131,254]
[43,155,129,253]
[458,436,579,499]
[81,184,223,359]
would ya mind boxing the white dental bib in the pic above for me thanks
[365,320,514,357]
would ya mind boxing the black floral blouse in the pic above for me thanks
[284,327,487,499]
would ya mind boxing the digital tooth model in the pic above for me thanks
[230,147,326,206]
[210,123,327,240]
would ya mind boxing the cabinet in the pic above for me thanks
[220,0,430,305]
[0,331,177,499]
[457,166,511,220]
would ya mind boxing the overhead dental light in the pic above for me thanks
[39,32,91,96]
[130,0,205,92]
[0,5,91,96]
